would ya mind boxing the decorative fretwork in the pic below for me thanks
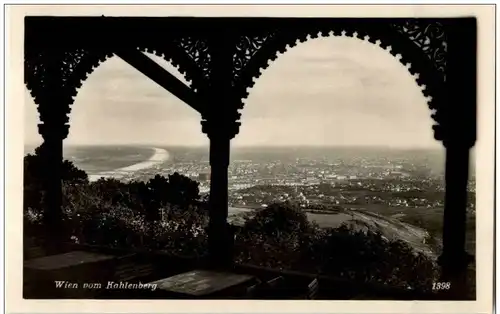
[174,37,212,81]
[232,32,276,85]
[25,50,50,99]
[391,20,447,81]
[25,47,111,106]
[23,17,461,146]
[229,22,450,142]
[60,49,90,88]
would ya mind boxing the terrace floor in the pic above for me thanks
[23,238,441,300]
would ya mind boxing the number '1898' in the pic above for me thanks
[432,282,451,290]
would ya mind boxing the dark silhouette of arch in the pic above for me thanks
[24,45,207,112]
[231,20,447,141]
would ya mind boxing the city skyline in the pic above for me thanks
[25,36,439,148]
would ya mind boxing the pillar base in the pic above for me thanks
[437,251,474,300]
[207,222,234,270]
[437,251,474,272]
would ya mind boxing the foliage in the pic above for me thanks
[25,145,89,185]
[242,202,311,237]
[305,225,437,291]
[24,147,89,213]
[234,202,438,292]
[24,149,439,293]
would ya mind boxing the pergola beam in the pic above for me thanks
[114,48,206,115]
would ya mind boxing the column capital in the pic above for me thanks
[38,123,70,141]
[441,137,476,150]
[434,124,476,150]
[201,119,241,140]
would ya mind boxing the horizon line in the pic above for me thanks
[24,143,443,150]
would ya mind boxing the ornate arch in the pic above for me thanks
[231,19,447,141]
[25,27,212,137]
[25,44,209,108]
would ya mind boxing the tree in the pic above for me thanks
[146,174,170,209]
[234,202,438,292]
[24,145,89,186]
[235,202,314,269]
[303,224,438,291]
[135,173,201,221]
[165,172,200,206]
[243,202,311,237]
[24,145,89,213]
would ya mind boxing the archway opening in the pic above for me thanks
[24,53,209,180]
[24,52,210,256]
[230,36,475,292]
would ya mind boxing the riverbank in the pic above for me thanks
[88,147,170,182]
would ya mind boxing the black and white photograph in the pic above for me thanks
[5,3,495,313]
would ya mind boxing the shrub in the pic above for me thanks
[24,152,439,293]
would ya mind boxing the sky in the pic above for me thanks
[24,36,440,148]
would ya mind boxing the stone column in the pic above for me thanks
[438,142,473,299]
[436,17,476,299]
[200,32,240,269]
[32,47,72,252]
[37,121,69,253]
[202,120,239,269]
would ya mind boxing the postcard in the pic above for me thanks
[5,3,495,314]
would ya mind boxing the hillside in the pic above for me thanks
[228,206,435,258]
